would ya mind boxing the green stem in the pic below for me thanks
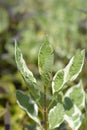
[30,90,43,114]
[44,85,47,130]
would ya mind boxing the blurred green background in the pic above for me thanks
[0,0,87,130]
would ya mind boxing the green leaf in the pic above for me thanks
[16,90,41,126]
[48,97,82,130]
[64,50,85,82]
[48,103,65,129]
[38,38,54,86]
[63,97,82,130]
[15,42,40,100]
[0,107,6,117]
[52,50,85,94]
[52,69,65,94]
[65,81,85,110]
[0,7,9,33]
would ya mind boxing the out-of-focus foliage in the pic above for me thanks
[0,0,87,130]
[0,8,9,33]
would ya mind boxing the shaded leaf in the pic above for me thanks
[64,97,82,130]
[0,7,9,33]
[16,90,41,126]
[0,106,6,117]
[65,81,85,110]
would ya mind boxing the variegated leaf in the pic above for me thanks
[15,42,40,100]
[16,90,41,126]
[65,81,85,110]
[64,97,82,130]
[52,69,65,94]
[64,50,85,82]
[38,38,54,86]
[52,50,85,94]
[48,103,65,129]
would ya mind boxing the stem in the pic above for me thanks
[44,85,47,130]
[4,102,12,130]
[30,90,43,114]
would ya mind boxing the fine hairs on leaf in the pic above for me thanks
[15,37,85,130]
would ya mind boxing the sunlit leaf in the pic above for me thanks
[52,69,65,93]
[38,38,54,86]
[52,50,85,94]
[48,97,82,130]
[15,42,40,100]
[48,103,65,129]
[64,50,85,82]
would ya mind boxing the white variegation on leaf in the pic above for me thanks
[38,38,54,85]
[15,38,85,130]
[52,50,85,94]
[63,96,82,130]
[36,125,44,130]
[15,42,36,84]
[48,103,65,129]
[48,99,82,130]
[15,42,40,100]
[65,81,85,110]
[52,69,65,94]
[64,50,85,82]
[16,90,41,127]
[64,104,82,130]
